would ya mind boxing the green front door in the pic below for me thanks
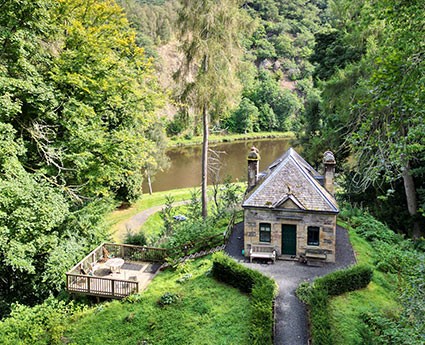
[282,224,297,255]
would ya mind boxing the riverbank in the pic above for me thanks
[167,131,295,148]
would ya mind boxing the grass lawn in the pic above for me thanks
[65,257,251,345]
[139,203,188,243]
[139,211,163,242]
[328,227,400,344]
[108,183,245,244]
[107,188,194,242]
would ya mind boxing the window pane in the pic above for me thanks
[259,223,271,242]
[307,226,320,246]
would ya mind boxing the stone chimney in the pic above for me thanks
[247,146,260,191]
[323,151,336,195]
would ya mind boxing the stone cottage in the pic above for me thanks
[242,147,339,262]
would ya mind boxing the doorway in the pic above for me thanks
[282,224,297,255]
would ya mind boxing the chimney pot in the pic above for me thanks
[323,151,336,195]
[247,146,260,191]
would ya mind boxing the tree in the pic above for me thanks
[175,0,250,218]
[304,0,425,237]
[230,97,260,133]
[0,0,166,314]
[348,0,425,238]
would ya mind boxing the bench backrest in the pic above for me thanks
[251,245,275,253]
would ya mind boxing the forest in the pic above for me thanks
[0,0,424,344]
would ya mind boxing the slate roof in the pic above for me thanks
[243,148,339,213]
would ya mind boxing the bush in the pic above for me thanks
[212,252,277,344]
[125,231,147,246]
[157,292,179,307]
[0,297,83,345]
[176,273,192,284]
[314,265,373,296]
[211,252,258,293]
[296,281,315,304]
[309,289,332,345]
[373,241,416,274]
[345,211,403,245]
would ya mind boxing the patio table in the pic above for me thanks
[106,258,125,273]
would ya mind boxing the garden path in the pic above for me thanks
[225,223,356,345]
[113,200,189,242]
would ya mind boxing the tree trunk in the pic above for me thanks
[147,174,153,195]
[402,161,422,238]
[201,105,208,219]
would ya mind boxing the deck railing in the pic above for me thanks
[66,273,139,298]
[66,243,164,298]
[104,243,167,262]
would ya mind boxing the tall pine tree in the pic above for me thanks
[175,0,250,218]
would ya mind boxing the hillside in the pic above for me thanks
[118,0,326,136]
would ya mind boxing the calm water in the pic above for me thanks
[143,138,293,193]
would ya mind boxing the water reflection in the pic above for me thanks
[143,138,293,193]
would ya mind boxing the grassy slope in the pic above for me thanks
[108,183,245,243]
[329,225,400,344]
[65,257,251,345]
[139,203,189,243]
[107,188,194,242]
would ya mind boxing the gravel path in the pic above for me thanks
[225,223,356,345]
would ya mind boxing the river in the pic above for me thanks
[143,138,294,193]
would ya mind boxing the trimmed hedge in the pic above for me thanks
[314,264,373,296]
[309,289,332,345]
[212,252,277,344]
[297,265,373,345]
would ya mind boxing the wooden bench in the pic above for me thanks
[249,244,276,263]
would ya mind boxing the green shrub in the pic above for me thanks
[211,252,258,293]
[212,252,277,344]
[124,231,147,246]
[0,297,83,345]
[350,213,403,245]
[124,293,143,304]
[157,292,179,307]
[250,279,276,344]
[373,241,416,274]
[176,273,192,284]
[296,281,315,303]
[297,265,373,345]
[309,289,332,345]
[314,265,373,296]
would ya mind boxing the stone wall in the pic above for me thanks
[244,208,336,262]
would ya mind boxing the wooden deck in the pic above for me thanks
[66,214,237,299]
[66,243,165,299]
